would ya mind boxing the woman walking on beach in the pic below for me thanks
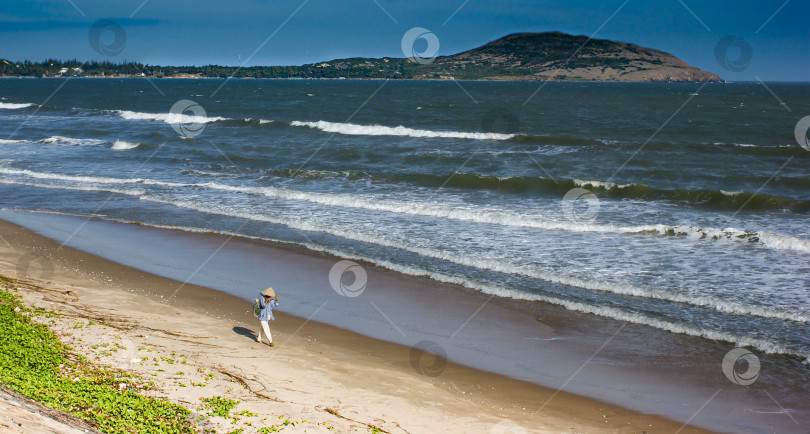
[257,287,279,347]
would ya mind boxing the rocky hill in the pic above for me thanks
[407,32,721,82]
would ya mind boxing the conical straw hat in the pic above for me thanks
[260,287,276,297]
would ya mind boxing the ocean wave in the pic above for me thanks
[364,172,810,213]
[180,169,233,178]
[217,117,277,127]
[713,142,756,148]
[39,136,106,146]
[282,169,808,213]
[507,135,805,157]
[0,179,146,196]
[111,140,140,150]
[113,110,275,127]
[290,120,515,140]
[758,231,810,252]
[573,179,634,190]
[0,139,27,144]
[115,110,229,124]
[136,195,810,324]
[35,208,806,362]
[0,167,187,189]
[2,167,809,254]
[178,181,810,253]
[0,102,34,109]
[313,248,806,362]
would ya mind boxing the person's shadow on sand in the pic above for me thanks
[233,326,257,341]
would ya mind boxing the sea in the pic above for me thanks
[0,78,808,430]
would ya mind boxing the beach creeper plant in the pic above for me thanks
[199,395,239,418]
[0,275,193,433]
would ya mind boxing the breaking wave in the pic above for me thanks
[290,120,515,140]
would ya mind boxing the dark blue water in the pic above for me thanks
[1,78,809,366]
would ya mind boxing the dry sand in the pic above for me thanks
[0,219,707,433]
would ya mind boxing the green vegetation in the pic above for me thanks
[255,416,307,433]
[199,395,239,418]
[0,277,193,433]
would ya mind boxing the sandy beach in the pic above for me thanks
[0,217,707,433]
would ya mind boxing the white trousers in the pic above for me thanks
[257,320,272,343]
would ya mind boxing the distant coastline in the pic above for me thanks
[1,31,722,83]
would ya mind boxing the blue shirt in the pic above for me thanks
[258,295,278,321]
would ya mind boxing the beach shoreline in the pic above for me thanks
[0,216,711,433]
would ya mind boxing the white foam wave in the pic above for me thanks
[180,169,232,178]
[45,209,807,362]
[2,167,809,255]
[573,179,634,189]
[290,120,515,140]
[116,110,228,124]
[39,136,106,146]
[759,231,810,253]
[672,226,810,253]
[0,167,187,189]
[241,118,274,124]
[715,142,757,148]
[186,181,810,254]
[138,195,810,324]
[0,179,146,196]
[334,255,805,361]
[111,140,140,150]
[0,139,27,144]
[0,102,34,109]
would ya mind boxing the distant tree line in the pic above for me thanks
[0,58,421,79]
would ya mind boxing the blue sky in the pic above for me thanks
[0,0,807,81]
